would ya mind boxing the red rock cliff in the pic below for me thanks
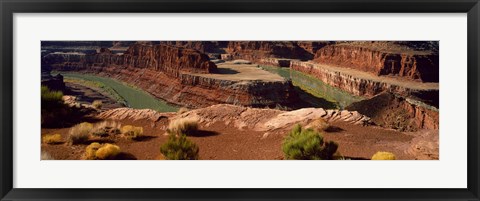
[44,44,299,109]
[314,43,439,82]
[89,44,217,77]
[226,41,314,61]
[346,92,438,131]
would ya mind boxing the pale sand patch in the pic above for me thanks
[188,61,285,82]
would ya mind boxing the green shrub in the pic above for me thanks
[41,85,63,108]
[371,151,396,160]
[282,124,338,160]
[160,134,199,160]
[67,122,93,145]
[167,118,198,136]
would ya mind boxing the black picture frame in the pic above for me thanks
[1,0,479,200]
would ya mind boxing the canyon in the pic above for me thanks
[42,41,439,132]
[41,41,441,160]
[43,43,298,109]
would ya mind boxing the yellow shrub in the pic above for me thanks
[42,134,63,144]
[371,151,396,160]
[67,122,93,145]
[83,142,102,160]
[95,144,121,159]
[83,143,120,160]
[167,118,198,135]
[121,125,143,140]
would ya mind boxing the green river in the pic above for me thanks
[260,65,363,109]
[59,72,179,112]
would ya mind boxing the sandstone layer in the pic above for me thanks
[314,43,439,82]
[225,41,315,61]
[289,60,439,107]
[98,104,371,133]
[346,92,438,131]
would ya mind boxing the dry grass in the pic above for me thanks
[121,125,143,140]
[371,151,396,160]
[92,121,122,137]
[92,100,103,109]
[42,134,63,144]
[167,118,199,136]
[67,122,93,145]
[305,118,330,132]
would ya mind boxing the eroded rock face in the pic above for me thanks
[226,41,314,61]
[161,41,228,53]
[296,41,333,55]
[44,44,217,77]
[43,43,298,109]
[289,60,439,107]
[166,104,371,132]
[346,92,438,131]
[86,66,298,109]
[258,58,291,67]
[314,43,439,82]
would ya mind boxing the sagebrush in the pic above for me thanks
[121,125,143,140]
[67,122,93,145]
[282,124,338,160]
[160,134,199,160]
[167,118,198,136]
[92,121,121,137]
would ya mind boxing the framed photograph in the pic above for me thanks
[1,0,479,200]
